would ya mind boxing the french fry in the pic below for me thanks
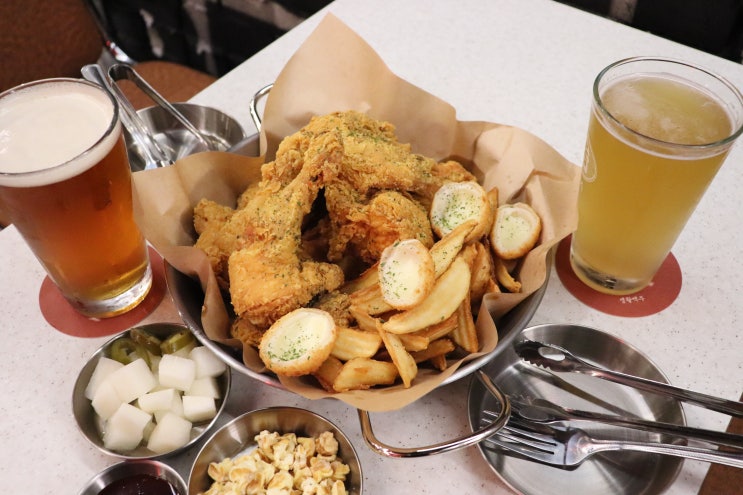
[486,187,499,218]
[430,219,477,277]
[332,357,398,392]
[349,306,378,332]
[383,255,471,334]
[410,338,456,364]
[494,256,522,293]
[376,321,418,388]
[429,353,448,371]
[398,333,430,352]
[469,241,496,304]
[313,356,344,392]
[451,294,479,353]
[349,284,393,315]
[411,313,458,341]
[340,262,379,294]
[331,326,382,361]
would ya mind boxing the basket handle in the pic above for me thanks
[357,370,510,457]
[249,83,273,132]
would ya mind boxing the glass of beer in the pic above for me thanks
[0,78,152,318]
[570,57,743,295]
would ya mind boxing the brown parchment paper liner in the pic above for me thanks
[132,14,580,412]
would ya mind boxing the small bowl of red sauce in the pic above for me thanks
[78,459,186,495]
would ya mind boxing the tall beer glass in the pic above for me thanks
[0,78,152,318]
[570,58,743,295]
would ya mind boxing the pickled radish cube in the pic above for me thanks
[91,379,124,420]
[189,346,227,378]
[103,403,152,451]
[182,395,216,422]
[142,420,156,442]
[187,377,221,399]
[154,393,184,422]
[147,412,192,454]
[137,388,178,414]
[85,357,123,400]
[158,354,196,391]
[108,358,157,403]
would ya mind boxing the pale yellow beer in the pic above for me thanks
[570,58,743,295]
[0,79,151,317]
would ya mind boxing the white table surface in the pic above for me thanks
[1,0,741,493]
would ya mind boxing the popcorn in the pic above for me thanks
[201,430,350,495]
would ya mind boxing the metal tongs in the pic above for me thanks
[82,63,226,169]
[81,64,172,169]
[515,340,743,417]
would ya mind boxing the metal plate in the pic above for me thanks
[164,254,550,390]
[468,323,685,495]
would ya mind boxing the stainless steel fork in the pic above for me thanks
[482,420,743,468]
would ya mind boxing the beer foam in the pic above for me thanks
[0,80,120,187]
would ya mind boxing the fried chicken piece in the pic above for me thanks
[228,130,345,328]
[230,315,265,348]
[193,199,236,286]
[295,111,475,262]
[194,110,476,330]
[327,189,433,263]
[311,291,353,327]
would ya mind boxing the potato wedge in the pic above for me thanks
[469,242,496,303]
[410,338,456,364]
[349,306,378,332]
[383,255,471,334]
[332,358,398,392]
[313,356,344,392]
[411,313,458,342]
[430,219,477,277]
[397,333,430,352]
[451,296,479,353]
[349,284,393,315]
[376,322,418,388]
[330,326,383,361]
[429,354,448,372]
[340,262,379,294]
[494,256,522,293]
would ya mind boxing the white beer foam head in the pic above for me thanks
[0,79,121,187]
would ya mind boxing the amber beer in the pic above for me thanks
[0,79,151,317]
[570,58,743,295]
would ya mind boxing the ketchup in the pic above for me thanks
[98,474,180,495]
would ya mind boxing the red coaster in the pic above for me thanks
[39,247,166,338]
[555,236,682,317]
